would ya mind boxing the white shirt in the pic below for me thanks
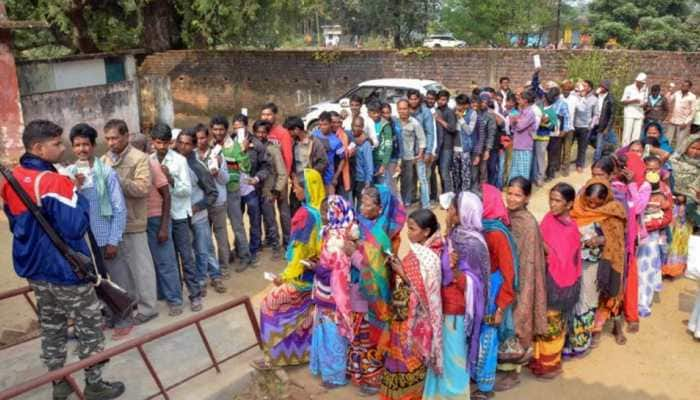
[151,150,192,221]
[621,83,648,119]
[563,93,578,126]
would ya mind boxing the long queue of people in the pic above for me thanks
[252,148,699,400]
[2,67,699,400]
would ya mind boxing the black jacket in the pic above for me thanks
[186,153,218,211]
[594,94,614,134]
[245,133,272,191]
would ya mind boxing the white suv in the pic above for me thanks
[302,79,449,130]
[423,34,466,48]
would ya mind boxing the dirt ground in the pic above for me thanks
[1,169,699,399]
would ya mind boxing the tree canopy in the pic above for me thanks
[587,0,700,51]
[5,0,700,58]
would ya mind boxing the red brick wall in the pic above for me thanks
[138,49,700,127]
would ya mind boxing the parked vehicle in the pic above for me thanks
[422,34,466,48]
[303,78,450,130]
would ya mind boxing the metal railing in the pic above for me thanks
[0,285,39,349]
[0,295,262,400]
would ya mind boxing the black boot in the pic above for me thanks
[53,379,74,400]
[84,380,126,400]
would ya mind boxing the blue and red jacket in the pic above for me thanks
[1,154,91,285]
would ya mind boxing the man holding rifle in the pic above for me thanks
[0,120,125,399]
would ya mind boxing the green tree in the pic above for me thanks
[587,0,700,51]
[441,0,562,46]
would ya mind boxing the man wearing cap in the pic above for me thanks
[621,73,649,145]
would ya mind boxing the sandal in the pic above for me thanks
[250,359,277,371]
[626,321,640,334]
[111,326,133,341]
[471,390,494,400]
[133,313,159,325]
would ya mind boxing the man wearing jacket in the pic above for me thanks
[102,119,159,325]
[367,100,394,184]
[2,120,125,400]
[177,128,227,293]
[254,120,288,260]
[435,90,458,193]
[593,80,615,162]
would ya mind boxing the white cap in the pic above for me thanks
[635,72,647,82]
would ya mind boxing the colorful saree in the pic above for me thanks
[663,205,692,277]
[425,193,491,399]
[357,184,406,330]
[348,184,406,391]
[380,236,443,400]
[259,168,325,366]
[310,195,355,385]
[571,179,627,332]
[530,212,582,375]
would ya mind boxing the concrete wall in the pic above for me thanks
[20,80,140,139]
[138,49,700,126]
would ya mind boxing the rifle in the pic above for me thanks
[0,163,136,321]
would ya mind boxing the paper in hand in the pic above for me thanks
[533,54,542,69]
[263,272,277,281]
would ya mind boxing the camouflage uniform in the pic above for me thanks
[30,280,106,384]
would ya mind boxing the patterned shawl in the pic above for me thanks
[403,234,444,374]
[571,178,627,276]
[447,192,491,369]
[320,195,355,340]
[358,184,407,328]
[540,212,583,311]
[670,134,700,199]
[508,207,549,346]
[282,169,326,291]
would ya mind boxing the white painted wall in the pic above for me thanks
[52,59,106,91]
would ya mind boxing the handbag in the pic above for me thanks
[0,163,136,320]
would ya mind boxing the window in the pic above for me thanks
[337,86,382,103]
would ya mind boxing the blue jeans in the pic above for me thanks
[242,191,262,256]
[171,218,202,300]
[191,218,221,283]
[416,160,430,208]
[594,129,618,162]
[147,217,182,306]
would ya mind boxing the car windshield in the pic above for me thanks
[430,35,455,40]
[336,86,382,103]
[424,83,444,93]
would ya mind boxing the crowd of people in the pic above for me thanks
[1,67,699,400]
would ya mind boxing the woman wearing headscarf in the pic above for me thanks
[570,178,627,347]
[310,195,356,388]
[381,209,443,400]
[347,184,406,396]
[478,184,520,393]
[499,178,547,388]
[591,154,650,333]
[529,183,582,378]
[424,192,490,400]
[670,134,700,339]
[254,168,326,369]
[670,134,700,228]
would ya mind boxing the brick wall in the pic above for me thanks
[138,49,700,127]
